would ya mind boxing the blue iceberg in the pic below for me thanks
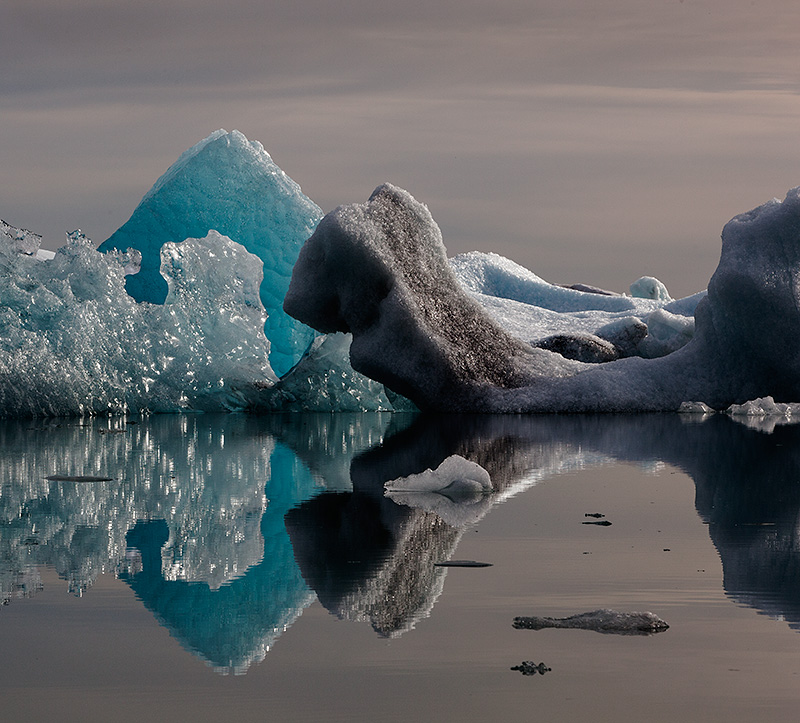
[98,129,322,377]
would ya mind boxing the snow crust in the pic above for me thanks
[450,251,700,359]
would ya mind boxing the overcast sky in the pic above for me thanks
[4,0,800,296]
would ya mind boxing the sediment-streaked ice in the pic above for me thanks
[286,183,800,412]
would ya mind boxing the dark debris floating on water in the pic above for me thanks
[513,609,669,635]
[46,475,114,483]
[511,661,551,676]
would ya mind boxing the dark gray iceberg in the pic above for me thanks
[285,183,800,412]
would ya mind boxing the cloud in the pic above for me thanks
[4,0,800,296]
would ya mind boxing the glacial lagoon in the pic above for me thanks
[2,411,800,722]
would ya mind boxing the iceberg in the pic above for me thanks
[0,227,275,416]
[512,609,669,635]
[384,455,493,495]
[285,183,800,412]
[7,130,800,417]
[98,130,322,376]
[0,217,405,416]
[254,331,405,412]
[449,251,702,360]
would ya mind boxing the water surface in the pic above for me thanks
[2,411,800,722]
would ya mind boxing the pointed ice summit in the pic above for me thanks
[99,130,323,376]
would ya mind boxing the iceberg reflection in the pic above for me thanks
[3,412,800,671]
[0,413,394,673]
[285,413,800,637]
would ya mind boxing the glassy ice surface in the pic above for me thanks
[98,130,323,377]
[4,413,800,721]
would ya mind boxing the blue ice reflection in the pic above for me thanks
[3,411,800,672]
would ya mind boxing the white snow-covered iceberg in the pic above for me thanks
[450,251,702,360]
[384,455,493,495]
[285,183,800,412]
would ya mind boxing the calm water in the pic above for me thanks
[2,411,800,722]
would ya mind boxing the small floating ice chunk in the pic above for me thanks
[630,275,672,302]
[725,396,800,432]
[384,455,493,495]
[510,661,551,676]
[725,396,800,417]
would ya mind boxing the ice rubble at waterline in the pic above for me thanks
[3,128,800,416]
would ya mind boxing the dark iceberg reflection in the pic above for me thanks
[283,412,800,636]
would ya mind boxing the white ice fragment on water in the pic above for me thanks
[678,401,716,414]
[384,455,493,495]
[384,455,496,526]
[726,396,800,417]
[630,275,672,302]
[724,396,800,432]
